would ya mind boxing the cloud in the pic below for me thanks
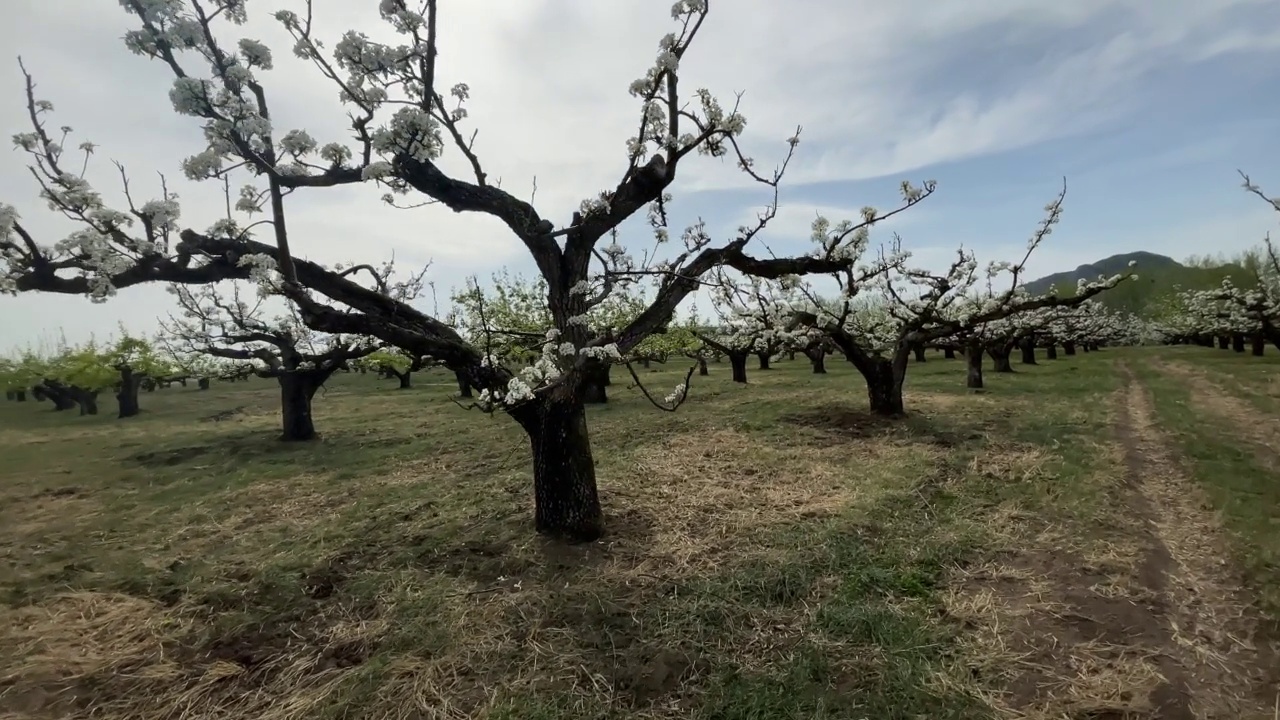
[2,0,1279,351]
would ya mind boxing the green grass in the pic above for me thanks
[0,348,1274,719]
[1153,343,1280,415]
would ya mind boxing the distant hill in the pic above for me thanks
[1022,251,1252,316]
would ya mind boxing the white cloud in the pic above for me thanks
[1,0,1278,349]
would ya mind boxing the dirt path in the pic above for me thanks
[1112,365,1276,718]
[1155,360,1280,467]
[946,366,1277,718]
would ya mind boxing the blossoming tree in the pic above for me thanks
[160,282,380,440]
[0,0,933,540]
[790,184,1135,415]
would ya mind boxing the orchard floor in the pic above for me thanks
[1,347,1278,719]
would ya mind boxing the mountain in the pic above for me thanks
[1022,251,1251,316]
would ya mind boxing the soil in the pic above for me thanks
[952,364,1277,718]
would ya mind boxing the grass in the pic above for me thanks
[1127,346,1280,620]
[1,348,1276,719]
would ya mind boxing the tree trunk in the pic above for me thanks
[787,350,796,361]
[966,344,984,389]
[1063,341,1076,356]
[198,377,210,390]
[756,352,771,370]
[808,348,827,374]
[1046,344,1058,360]
[456,370,473,398]
[12,390,24,402]
[1232,334,1246,353]
[116,367,142,419]
[990,346,1014,373]
[729,352,749,384]
[697,357,708,376]
[1019,338,1038,365]
[640,357,650,369]
[582,361,608,404]
[74,389,99,416]
[912,344,926,362]
[39,382,78,411]
[397,371,412,389]
[1251,334,1265,357]
[862,353,907,416]
[943,347,956,360]
[1218,335,1230,349]
[511,393,603,542]
[278,372,322,441]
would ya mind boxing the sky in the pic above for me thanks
[2,0,1280,353]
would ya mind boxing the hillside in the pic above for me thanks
[1023,252,1251,316]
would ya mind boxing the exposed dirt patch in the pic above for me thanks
[781,405,901,439]
[943,369,1278,719]
[131,444,211,466]
[200,405,247,422]
[1156,360,1280,466]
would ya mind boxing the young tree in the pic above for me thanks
[791,185,1135,415]
[161,283,379,440]
[1,1,912,541]
[367,348,429,389]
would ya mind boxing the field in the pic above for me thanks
[1,347,1278,719]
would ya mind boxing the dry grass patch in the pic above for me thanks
[0,587,394,720]
[1158,360,1280,465]
[621,428,931,573]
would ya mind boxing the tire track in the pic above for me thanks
[1115,363,1276,718]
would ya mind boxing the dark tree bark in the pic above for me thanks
[640,357,650,369]
[456,370,473,398]
[863,354,907,416]
[198,377,210,390]
[1218,335,1230,349]
[697,357,708,376]
[12,390,24,402]
[277,371,327,441]
[582,361,609,404]
[787,350,796,361]
[1232,334,1246,353]
[989,346,1014,373]
[807,347,827,374]
[756,352,771,370]
[1046,343,1058,360]
[943,347,956,360]
[729,352,749,384]
[510,392,603,542]
[1019,337,1038,365]
[116,367,143,419]
[38,382,78,411]
[912,343,926,362]
[966,343,984,389]
[1063,340,1077,356]
[1252,334,1265,357]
